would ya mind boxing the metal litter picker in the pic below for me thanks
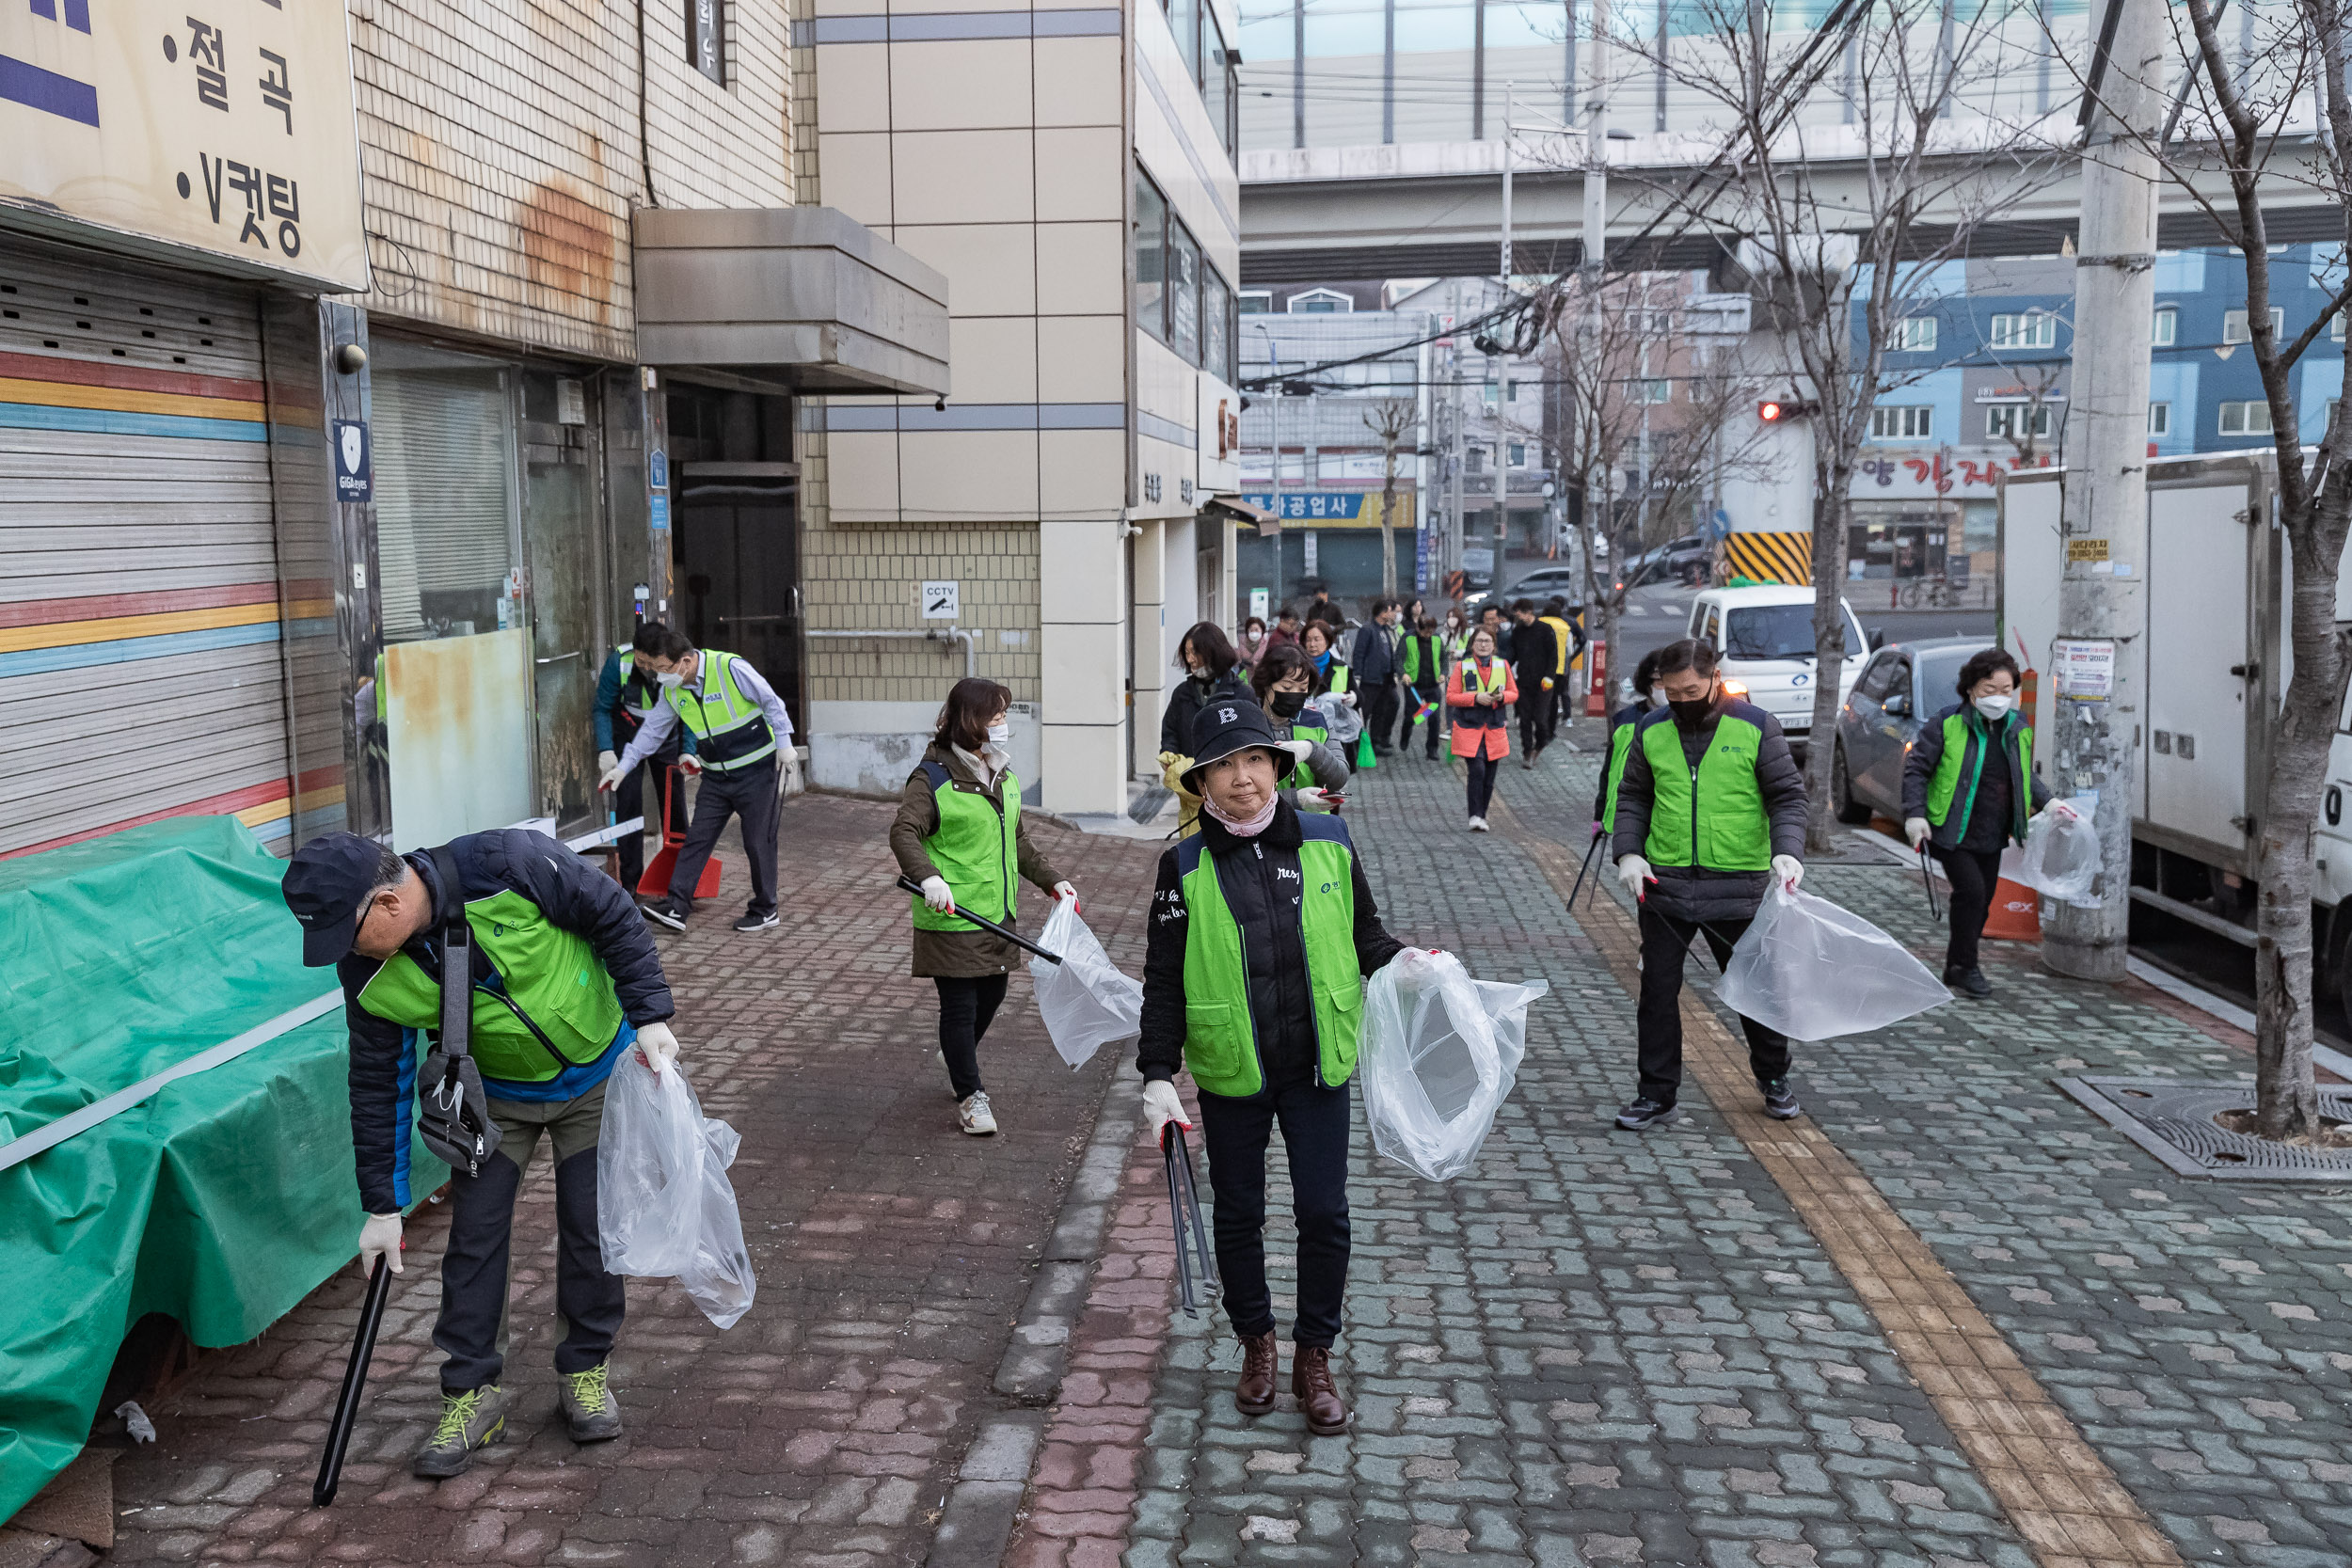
[892,874,1062,964]
[312,1256,393,1506]
[1161,1123,1217,1315]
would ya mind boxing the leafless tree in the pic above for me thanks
[1362,399,1418,598]
[1606,0,2065,850]
[2064,0,2352,1137]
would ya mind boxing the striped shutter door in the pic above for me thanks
[0,238,294,857]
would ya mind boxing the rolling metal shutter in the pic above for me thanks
[0,237,294,857]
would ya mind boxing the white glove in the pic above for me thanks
[635,1020,679,1075]
[1295,786,1339,811]
[358,1212,404,1276]
[1142,1079,1191,1139]
[1904,816,1931,850]
[597,758,629,794]
[1393,947,1446,981]
[677,754,704,776]
[1053,880,1079,913]
[597,749,619,777]
[920,876,956,914]
[782,752,804,797]
[2044,799,2079,822]
[1616,854,1655,898]
[1278,738,1314,767]
[1772,854,1804,890]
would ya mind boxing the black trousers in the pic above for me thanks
[934,973,1009,1100]
[1935,846,2004,972]
[1199,1079,1352,1349]
[612,741,688,892]
[436,1087,625,1393]
[667,757,780,917]
[1403,687,1443,756]
[1366,681,1401,752]
[1465,753,1500,817]
[1517,694,1550,755]
[1636,904,1791,1105]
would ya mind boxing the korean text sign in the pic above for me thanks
[0,0,366,289]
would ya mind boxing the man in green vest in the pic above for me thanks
[1608,638,1808,1131]
[1136,701,1438,1435]
[593,622,694,892]
[280,827,681,1478]
[598,627,798,934]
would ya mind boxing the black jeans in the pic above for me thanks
[666,757,780,917]
[1935,846,2004,972]
[1465,753,1500,818]
[1518,695,1550,755]
[1198,1079,1352,1349]
[1635,904,1791,1105]
[934,974,1009,1100]
[1366,680,1401,752]
[612,741,689,892]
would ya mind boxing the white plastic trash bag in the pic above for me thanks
[1359,951,1549,1182]
[1715,881,1950,1041]
[2016,796,2101,904]
[1029,898,1143,1068]
[597,1045,756,1329]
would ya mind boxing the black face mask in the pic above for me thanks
[1669,694,1718,727]
[1269,690,1307,718]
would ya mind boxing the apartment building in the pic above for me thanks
[796,0,1248,807]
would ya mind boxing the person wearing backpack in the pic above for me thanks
[1900,646,2062,998]
[1136,700,1442,1437]
[1609,638,1807,1132]
[279,827,679,1479]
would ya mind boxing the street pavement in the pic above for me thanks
[83,733,2352,1568]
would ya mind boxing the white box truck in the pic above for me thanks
[2000,453,2352,987]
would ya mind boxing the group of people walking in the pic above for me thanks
[271,578,2059,1471]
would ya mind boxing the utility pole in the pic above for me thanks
[1448,283,1468,594]
[2043,0,2162,981]
[1257,324,1285,613]
[1501,81,1516,287]
[1581,0,1608,622]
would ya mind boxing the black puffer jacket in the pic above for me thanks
[338,829,675,1212]
[1161,669,1249,756]
[1609,694,1808,924]
[1136,801,1404,1094]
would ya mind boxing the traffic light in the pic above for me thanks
[1758,400,1786,422]
[1757,396,1820,422]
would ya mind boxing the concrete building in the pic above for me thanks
[795,0,1248,809]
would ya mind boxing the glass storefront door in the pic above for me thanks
[522,371,606,833]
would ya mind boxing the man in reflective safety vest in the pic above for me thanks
[600,627,797,934]
[593,622,693,892]
[281,827,679,1479]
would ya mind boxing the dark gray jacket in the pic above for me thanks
[1610,694,1808,924]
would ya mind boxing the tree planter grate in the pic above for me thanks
[2058,1076,2352,1182]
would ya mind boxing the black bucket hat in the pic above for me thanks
[1184,697,1291,792]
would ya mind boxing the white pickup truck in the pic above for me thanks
[1682,583,1872,753]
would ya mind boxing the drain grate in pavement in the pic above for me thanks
[2058,1075,2352,1181]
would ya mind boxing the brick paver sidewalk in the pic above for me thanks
[99,793,1161,1568]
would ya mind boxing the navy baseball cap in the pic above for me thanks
[1183,696,1283,791]
[282,831,395,966]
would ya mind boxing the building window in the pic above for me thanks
[1868,405,1933,439]
[1168,221,1200,363]
[2333,311,2348,343]
[1988,311,2058,350]
[1287,288,1352,313]
[1467,446,1486,473]
[1202,266,1234,385]
[1985,404,2054,438]
[1637,379,1672,404]
[687,0,725,84]
[2218,399,2274,435]
[1134,172,1167,343]
[1897,317,1938,351]
[2152,308,2177,346]
[1239,290,1272,315]
[1167,0,1202,94]
[1204,9,1237,157]
[1507,442,1527,467]
[2222,307,2284,344]
[2147,402,2170,436]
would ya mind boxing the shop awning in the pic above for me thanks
[634,207,950,395]
[1205,494,1280,535]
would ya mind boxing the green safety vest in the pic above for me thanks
[1639,707,1773,870]
[1925,709,2036,843]
[355,889,625,1084]
[664,649,776,770]
[1400,635,1440,686]
[1600,717,1640,834]
[911,760,1021,931]
[614,644,660,724]
[1174,816,1362,1095]
[1318,658,1351,697]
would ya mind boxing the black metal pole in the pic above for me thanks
[1162,1129,1198,1314]
[1918,847,1944,922]
[1174,1133,1217,1289]
[1565,833,1602,911]
[894,875,1062,963]
[313,1256,393,1507]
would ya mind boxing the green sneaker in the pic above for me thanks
[558,1362,623,1442]
[413,1385,508,1478]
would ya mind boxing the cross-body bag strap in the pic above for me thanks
[426,845,472,1063]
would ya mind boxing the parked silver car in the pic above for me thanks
[1829,637,1994,823]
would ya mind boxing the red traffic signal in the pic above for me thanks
[1758,400,1785,421]
[1757,396,1818,422]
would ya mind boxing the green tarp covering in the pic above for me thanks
[0,816,443,1520]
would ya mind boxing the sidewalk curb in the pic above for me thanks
[925,1064,1143,1567]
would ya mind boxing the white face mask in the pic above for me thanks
[1651,687,1669,707]
[985,721,1010,746]
[1974,693,2013,720]
[655,671,684,689]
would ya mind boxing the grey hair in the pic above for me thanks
[366,842,410,897]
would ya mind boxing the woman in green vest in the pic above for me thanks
[1591,649,1663,841]
[891,677,1075,1136]
[1900,647,2061,998]
[1136,699,1436,1435]
[1299,619,1353,707]
[1609,639,1809,1132]
[1399,615,1447,759]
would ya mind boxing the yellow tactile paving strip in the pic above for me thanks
[1491,798,2185,1568]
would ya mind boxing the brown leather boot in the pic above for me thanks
[1235,1331,1279,1417]
[1292,1346,1348,1435]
